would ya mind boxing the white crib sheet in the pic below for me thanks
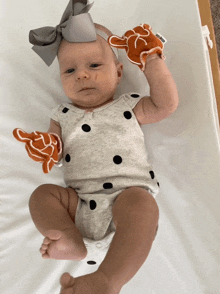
[1,0,220,293]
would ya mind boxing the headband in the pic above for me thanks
[29,0,118,66]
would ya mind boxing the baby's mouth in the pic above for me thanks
[79,87,95,92]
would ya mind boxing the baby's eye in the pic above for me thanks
[66,68,75,74]
[90,63,101,68]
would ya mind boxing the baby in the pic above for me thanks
[13,2,179,293]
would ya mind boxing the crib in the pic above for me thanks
[1,0,220,293]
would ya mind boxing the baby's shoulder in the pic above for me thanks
[51,103,71,114]
[119,93,144,109]
[50,103,72,123]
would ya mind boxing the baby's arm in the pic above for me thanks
[109,24,179,125]
[134,54,179,125]
[47,119,63,162]
[144,54,178,112]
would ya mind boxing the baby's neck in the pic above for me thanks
[72,97,114,112]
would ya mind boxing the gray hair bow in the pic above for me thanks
[29,0,118,66]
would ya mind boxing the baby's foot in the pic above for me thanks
[60,272,121,294]
[40,229,87,260]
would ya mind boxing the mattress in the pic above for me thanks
[1,0,220,293]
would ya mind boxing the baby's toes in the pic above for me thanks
[43,236,51,245]
[39,237,51,257]
[40,237,50,251]
[40,244,48,254]
[60,272,75,289]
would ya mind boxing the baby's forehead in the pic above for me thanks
[58,37,110,63]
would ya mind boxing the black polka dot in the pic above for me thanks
[82,124,91,132]
[124,111,132,119]
[87,261,96,265]
[65,154,71,162]
[130,94,140,98]
[89,200,97,210]
[157,182,160,187]
[62,107,69,113]
[149,171,155,179]
[103,183,113,189]
[113,155,122,164]
[131,94,140,98]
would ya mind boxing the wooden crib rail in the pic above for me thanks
[197,0,220,127]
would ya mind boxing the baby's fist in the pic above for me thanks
[108,24,165,71]
[13,128,62,173]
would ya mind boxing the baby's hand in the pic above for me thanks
[13,128,62,173]
[108,24,165,71]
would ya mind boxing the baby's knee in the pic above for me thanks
[113,187,159,222]
[30,184,78,220]
[115,187,157,209]
[30,184,59,200]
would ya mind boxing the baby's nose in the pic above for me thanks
[76,70,90,80]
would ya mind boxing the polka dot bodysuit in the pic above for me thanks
[51,93,160,242]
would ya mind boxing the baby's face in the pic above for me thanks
[58,36,123,111]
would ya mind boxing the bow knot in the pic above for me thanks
[29,0,97,66]
[29,26,59,46]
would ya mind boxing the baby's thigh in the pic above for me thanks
[31,184,79,222]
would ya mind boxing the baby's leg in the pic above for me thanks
[59,187,159,294]
[29,184,87,260]
[98,187,159,289]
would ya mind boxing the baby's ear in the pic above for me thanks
[108,35,128,49]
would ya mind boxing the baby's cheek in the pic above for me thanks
[62,80,73,96]
[95,74,106,82]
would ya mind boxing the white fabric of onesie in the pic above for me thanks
[50,93,160,247]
